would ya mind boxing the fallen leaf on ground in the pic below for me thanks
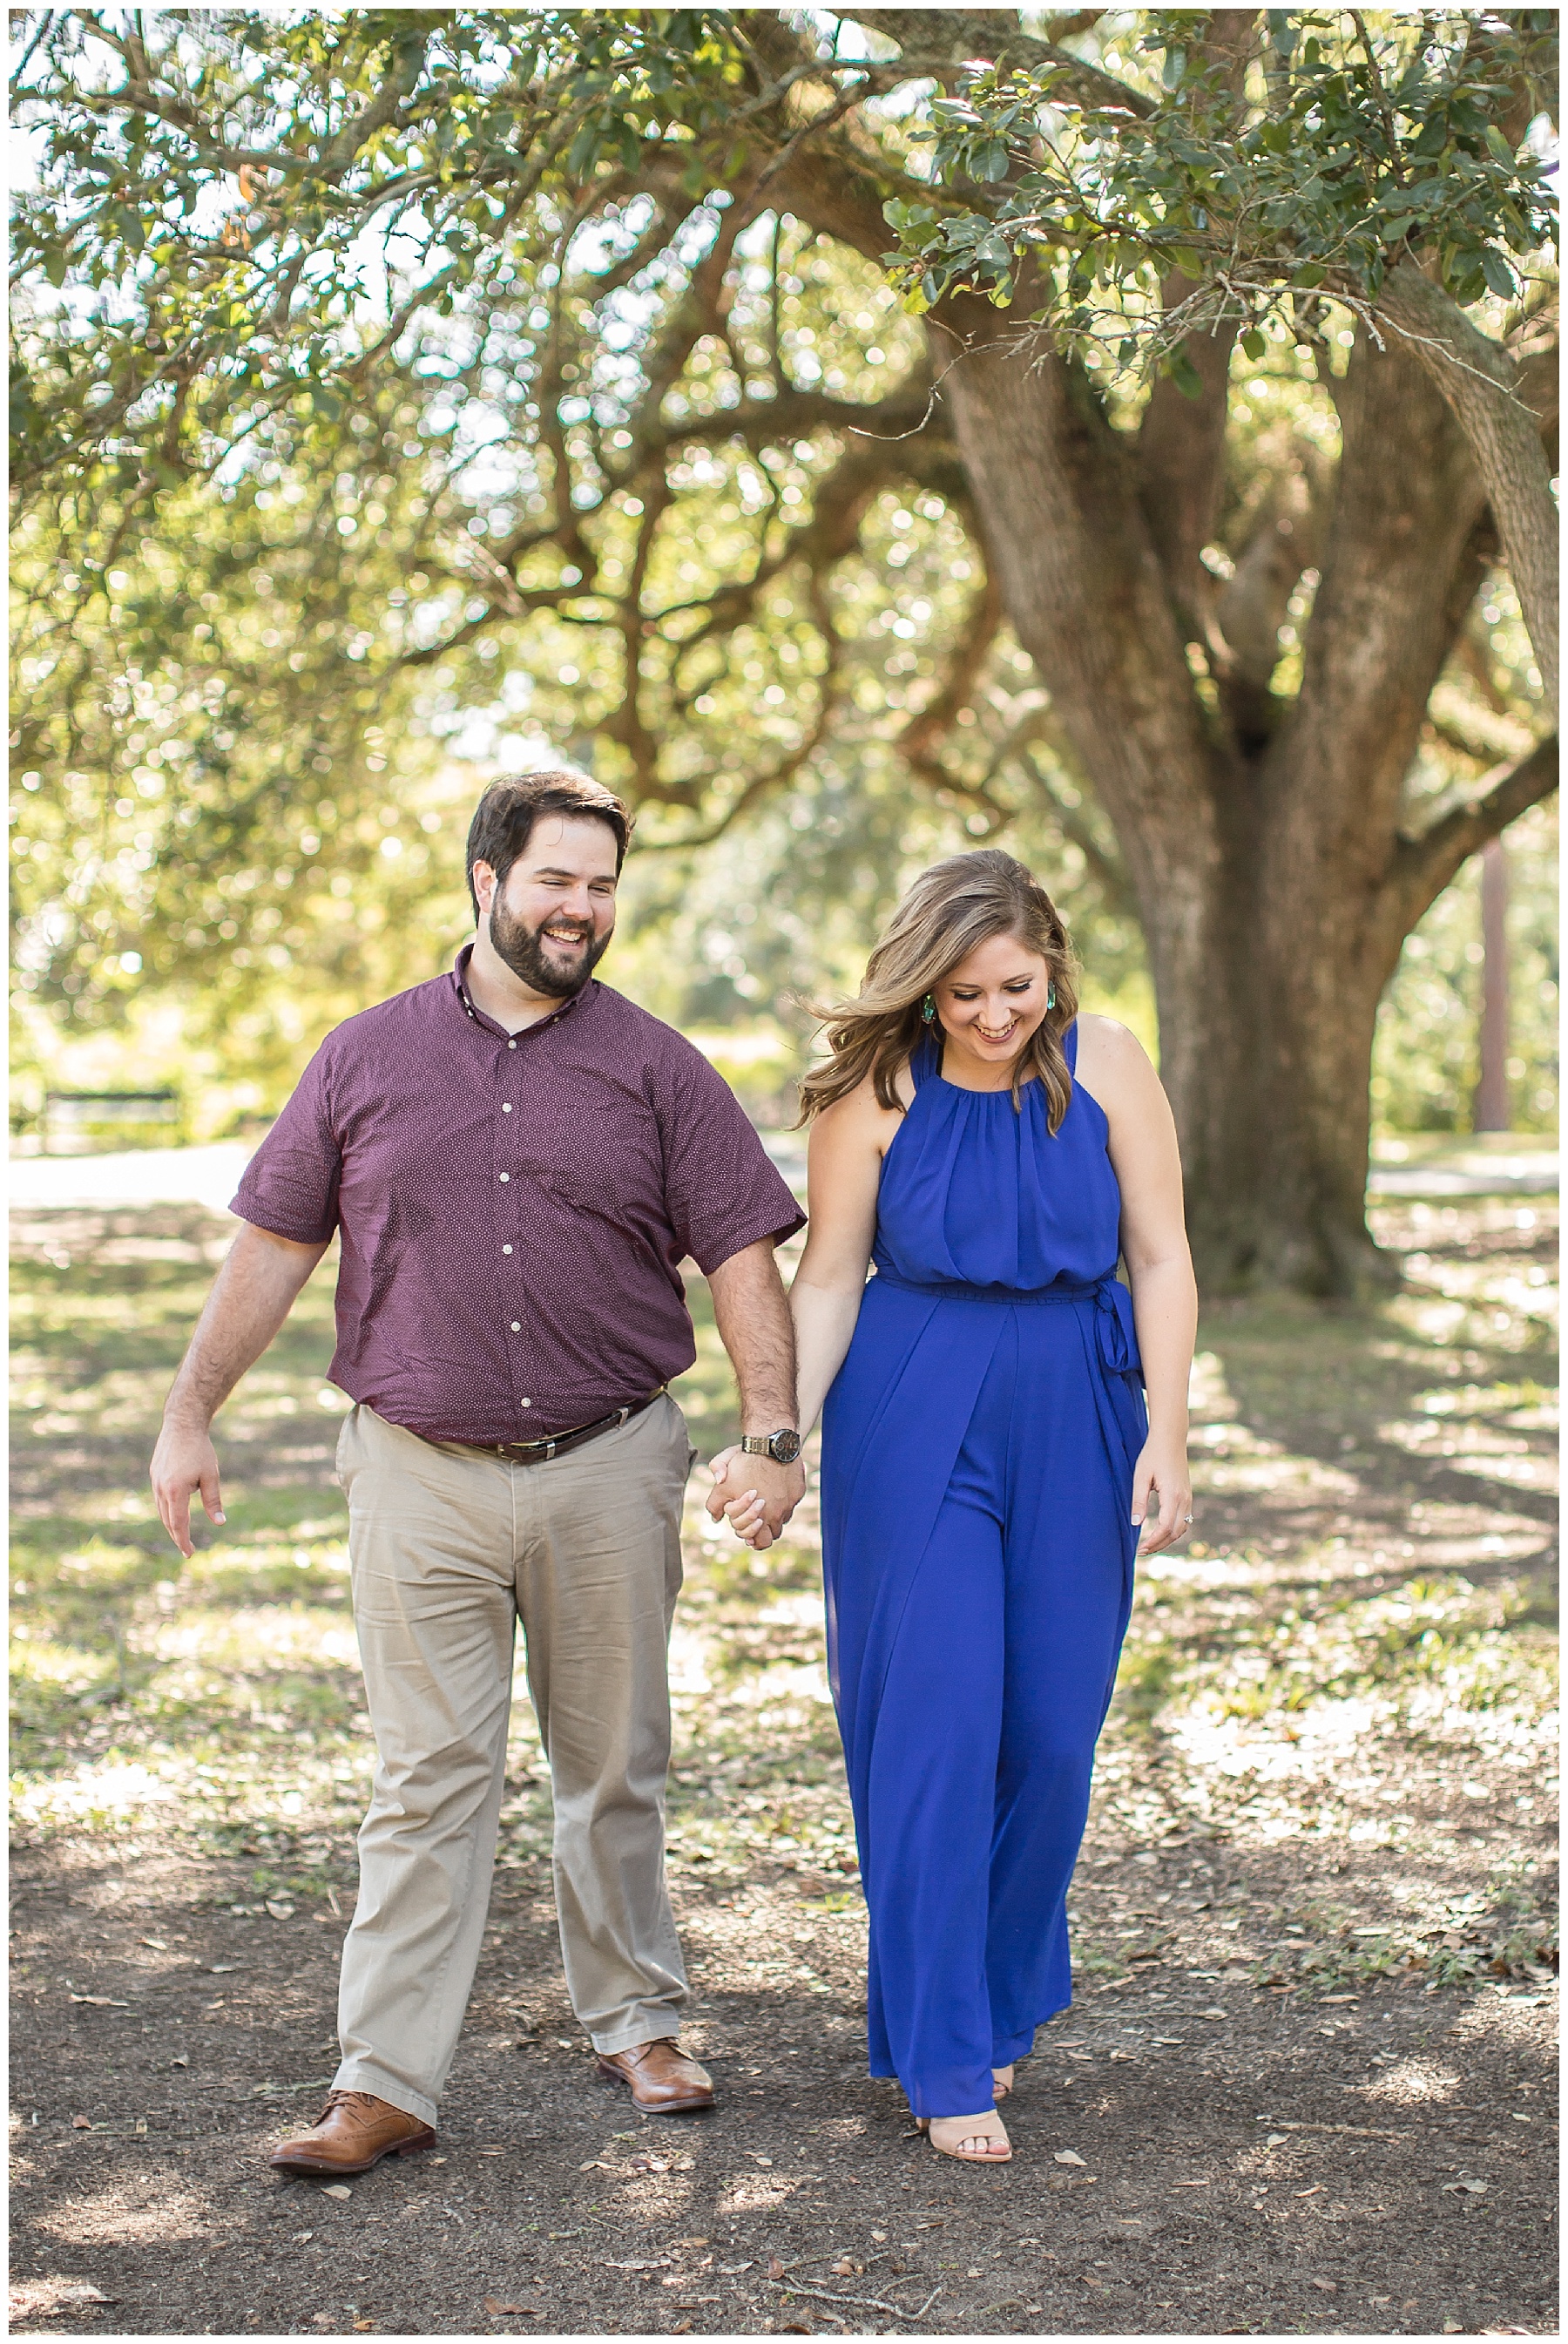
[483,2299,538,2317]
[1172,2178,1211,2188]
[1053,2149,1087,2166]
[1266,2133,1287,2148]
[767,2258,786,2280]
[1200,2009,1228,2020]
[68,1995,126,2009]
[71,2115,91,2130]
[1320,1995,1358,2006]
[265,1900,295,1921]
[321,2183,353,2200]
[1294,2186,1325,2198]
[139,1938,168,1951]
[1308,2277,1337,2293]
[1442,2178,1488,2195]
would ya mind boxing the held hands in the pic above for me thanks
[705,1445,807,1551]
[1130,1437,1194,1557]
[150,1416,226,1558]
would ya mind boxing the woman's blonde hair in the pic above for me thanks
[797,849,1080,1130]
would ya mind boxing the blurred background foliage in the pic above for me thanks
[9,12,1555,1145]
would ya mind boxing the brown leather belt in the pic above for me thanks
[442,1388,665,1466]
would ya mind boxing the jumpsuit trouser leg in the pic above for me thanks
[858,1311,1133,2123]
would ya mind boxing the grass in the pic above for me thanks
[9,1189,1558,2008]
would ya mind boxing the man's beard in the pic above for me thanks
[489,898,612,999]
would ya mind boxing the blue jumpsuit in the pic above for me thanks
[820,1023,1147,2122]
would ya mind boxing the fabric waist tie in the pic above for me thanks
[869,1269,1144,1384]
[871,1270,1102,1305]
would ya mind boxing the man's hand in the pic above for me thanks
[706,1445,806,1549]
[146,1220,328,1556]
[705,1238,802,1548]
[151,1417,226,1558]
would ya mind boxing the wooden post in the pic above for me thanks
[1472,838,1511,1133]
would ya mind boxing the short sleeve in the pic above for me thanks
[231,1041,343,1244]
[658,1045,805,1275]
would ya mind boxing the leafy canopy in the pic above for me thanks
[884,10,1556,393]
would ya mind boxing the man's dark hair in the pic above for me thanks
[465,770,633,917]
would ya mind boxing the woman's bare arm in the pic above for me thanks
[791,1079,896,1433]
[1074,1015,1197,1555]
[708,1074,899,1545]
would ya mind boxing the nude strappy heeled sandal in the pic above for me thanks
[916,2112,1013,2163]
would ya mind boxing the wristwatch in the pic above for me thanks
[740,1428,802,1465]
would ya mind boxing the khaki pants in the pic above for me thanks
[332,1397,695,2124]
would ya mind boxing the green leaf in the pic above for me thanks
[1240,329,1267,362]
[1479,247,1518,300]
[1169,349,1204,400]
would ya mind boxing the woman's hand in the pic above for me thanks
[706,1445,775,1550]
[1131,1438,1193,1556]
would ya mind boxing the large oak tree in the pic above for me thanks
[10,8,1558,1290]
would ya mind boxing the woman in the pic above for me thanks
[718,851,1196,2163]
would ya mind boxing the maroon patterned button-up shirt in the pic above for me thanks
[232,950,805,1441]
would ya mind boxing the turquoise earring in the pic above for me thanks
[1047,983,1057,1011]
[921,994,936,1024]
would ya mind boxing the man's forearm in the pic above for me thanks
[707,1239,799,1428]
[164,1223,328,1427]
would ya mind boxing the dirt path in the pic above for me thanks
[10,1195,1558,2337]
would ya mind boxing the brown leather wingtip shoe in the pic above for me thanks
[269,2088,436,2176]
[597,2037,714,2115]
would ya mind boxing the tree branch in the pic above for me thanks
[1375,259,1558,708]
[1134,13,1256,638]
[1382,733,1558,936]
[1274,321,1490,859]
[842,9,1154,115]
[896,562,1004,785]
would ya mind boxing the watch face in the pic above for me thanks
[770,1430,802,1465]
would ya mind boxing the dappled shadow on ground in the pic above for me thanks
[9,1196,1558,2335]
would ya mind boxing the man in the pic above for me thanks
[150,770,807,2174]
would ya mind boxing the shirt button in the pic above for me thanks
[499,1173,510,1182]
[502,1244,513,1255]
[521,1398,531,1407]
[510,1322,521,1332]
[502,1102,512,1112]
[508,1040,517,1049]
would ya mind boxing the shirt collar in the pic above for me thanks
[449,943,592,1040]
